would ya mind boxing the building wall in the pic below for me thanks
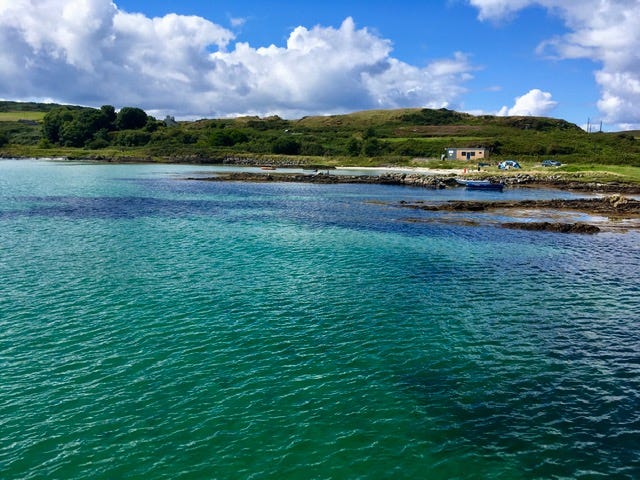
[445,148,488,160]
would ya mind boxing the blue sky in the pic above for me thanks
[1,0,639,130]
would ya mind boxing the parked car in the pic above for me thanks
[541,159,561,167]
[498,160,521,169]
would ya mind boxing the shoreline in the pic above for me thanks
[394,196,640,233]
[334,166,466,175]
[187,169,640,194]
[187,170,640,233]
[4,155,640,194]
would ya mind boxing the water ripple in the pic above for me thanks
[1,162,639,479]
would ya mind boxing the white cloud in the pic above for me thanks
[229,17,246,28]
[469,0,640,128]
[0,1,475,118]
[497,88,558,116]
[468,0,535,21]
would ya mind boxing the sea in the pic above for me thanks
[1,159,639,479]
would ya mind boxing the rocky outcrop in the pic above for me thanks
[192,172,460,188]
[482,173,640,194]
[394,195,640,233]
[500,222,601,234]
[398,196,640,216]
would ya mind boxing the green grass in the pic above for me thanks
[0,111,45,121]
[2,101,640,184]
[383,136,486,143]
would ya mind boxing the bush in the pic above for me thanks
[547,144,575,155]
[362,138,383,156]
[37,138,52,149]
[400,108,465,125]
[300,142,325,156]
[115,130,151,147]
[210,129,248,147]
[271,137,301,155]
[347,138,361,156]
[149,128,198,145]
[86,138,110,149]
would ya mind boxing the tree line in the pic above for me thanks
[42,105,158,148]
[38,105,401,157]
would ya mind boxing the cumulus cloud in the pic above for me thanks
[497,88,558,116]
[469,0,640,127]
[0,1,474,118]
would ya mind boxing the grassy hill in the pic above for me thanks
[1,102,639,182]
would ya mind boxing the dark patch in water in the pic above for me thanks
[401,352,640,478]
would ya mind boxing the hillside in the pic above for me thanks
[1,102,639,173]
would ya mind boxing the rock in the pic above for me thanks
[501,222,601,234]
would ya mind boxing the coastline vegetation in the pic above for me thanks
[1,100,640,184]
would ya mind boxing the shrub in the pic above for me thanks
[210,129,248,147]
[115,130,151,147]
[300,142,325,156]
[347,138,361,156]
[362,138,383,156]
[272,137,301,155]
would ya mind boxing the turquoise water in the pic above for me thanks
[1,159,639,479]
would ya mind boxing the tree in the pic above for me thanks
[362,137,382,157]
[210,129,248,147]
[271,137,301,155]
[115,107,148,130]
[362,127,377,139]
[0,131,8,147]
[347,137,361,156]
[59,108,114,147]
[100,105,116,128]
[42,107,74,143]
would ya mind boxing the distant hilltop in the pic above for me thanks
[0,100,582,131]
[1,101,638,169]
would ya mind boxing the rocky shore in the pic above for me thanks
[191,171,460,188]
[487,173,640,194]
[190,171,640,233]
[397,195,640,215]
[396,195,640,233]
[190,170,640,194]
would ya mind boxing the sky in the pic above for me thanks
[1,0,639,131]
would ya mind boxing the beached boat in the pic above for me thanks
[457,179,504,191]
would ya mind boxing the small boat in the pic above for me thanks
[260,166,276,170]
[457,179,504,191]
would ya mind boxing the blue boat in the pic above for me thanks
[457,179,504,191]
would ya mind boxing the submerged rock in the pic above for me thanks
[500,222,601,234]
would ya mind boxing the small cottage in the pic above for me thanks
[444,147,488,161]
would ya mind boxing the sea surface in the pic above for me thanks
[1,159,639,479]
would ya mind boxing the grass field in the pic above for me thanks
[384,136,486,143]
[0,111,45,121]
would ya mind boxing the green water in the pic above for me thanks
[1,160,639,479]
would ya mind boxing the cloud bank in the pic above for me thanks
[497,88,558,116]
[0,1,474,118]
[469,0,640,128]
